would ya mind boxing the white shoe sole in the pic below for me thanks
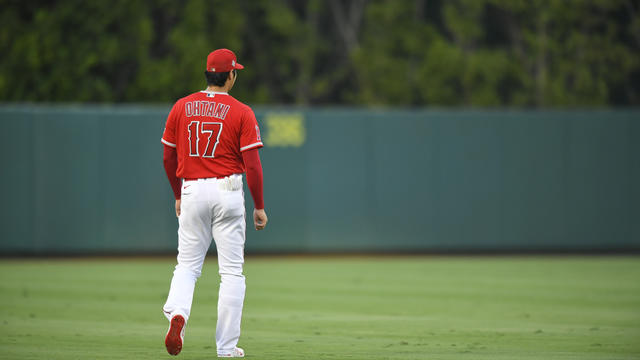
[218,347,245,357]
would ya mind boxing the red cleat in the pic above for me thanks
[165,315,185,355]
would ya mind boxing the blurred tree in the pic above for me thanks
[351,0,432,105]
[353,0,639,106]
[0,0,637,106]
[0,0,153,101]
[490,0,640,106]
[129,0,246,102]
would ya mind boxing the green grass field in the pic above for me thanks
[1,256,639,359]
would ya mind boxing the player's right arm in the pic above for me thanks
[239,106,267,230]
[242,148,267,230]
[253,209,268,231]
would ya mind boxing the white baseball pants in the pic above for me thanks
[162,175,246,355]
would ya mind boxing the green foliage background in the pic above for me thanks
[1,0,638,106]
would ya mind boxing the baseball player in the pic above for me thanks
[160,48,267,358]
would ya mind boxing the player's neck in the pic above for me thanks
[205,85,229,94]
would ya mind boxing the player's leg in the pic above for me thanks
[211,177,247,356]
[163,181,214,322]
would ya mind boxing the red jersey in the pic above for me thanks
[161,91,263,179]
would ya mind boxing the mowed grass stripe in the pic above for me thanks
[0,257,638,359]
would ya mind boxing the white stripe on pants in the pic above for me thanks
[162,175,246,354]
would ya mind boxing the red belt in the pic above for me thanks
[183,174,235,181]
[182,175,231,181]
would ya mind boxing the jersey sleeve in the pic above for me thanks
[161,102,180,148]
[239,108,264,152]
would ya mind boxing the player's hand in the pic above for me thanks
[253,208,268,230]
[175,199,181,218]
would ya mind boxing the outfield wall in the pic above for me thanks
[1,105,638,254]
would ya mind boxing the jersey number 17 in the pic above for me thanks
[188,121,223,158]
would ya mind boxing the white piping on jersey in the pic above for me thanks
[240,142,264,151]
[200,91,228,95]
[161,138,177,147]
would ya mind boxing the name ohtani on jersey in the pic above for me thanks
[185,101,230,120]
[161,91,263,179]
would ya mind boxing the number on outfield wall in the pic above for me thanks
[187,121,223,158]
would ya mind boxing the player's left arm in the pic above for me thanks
[163,144,182,217]
[162,101,182,217]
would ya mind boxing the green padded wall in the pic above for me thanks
[1,105,638,254]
